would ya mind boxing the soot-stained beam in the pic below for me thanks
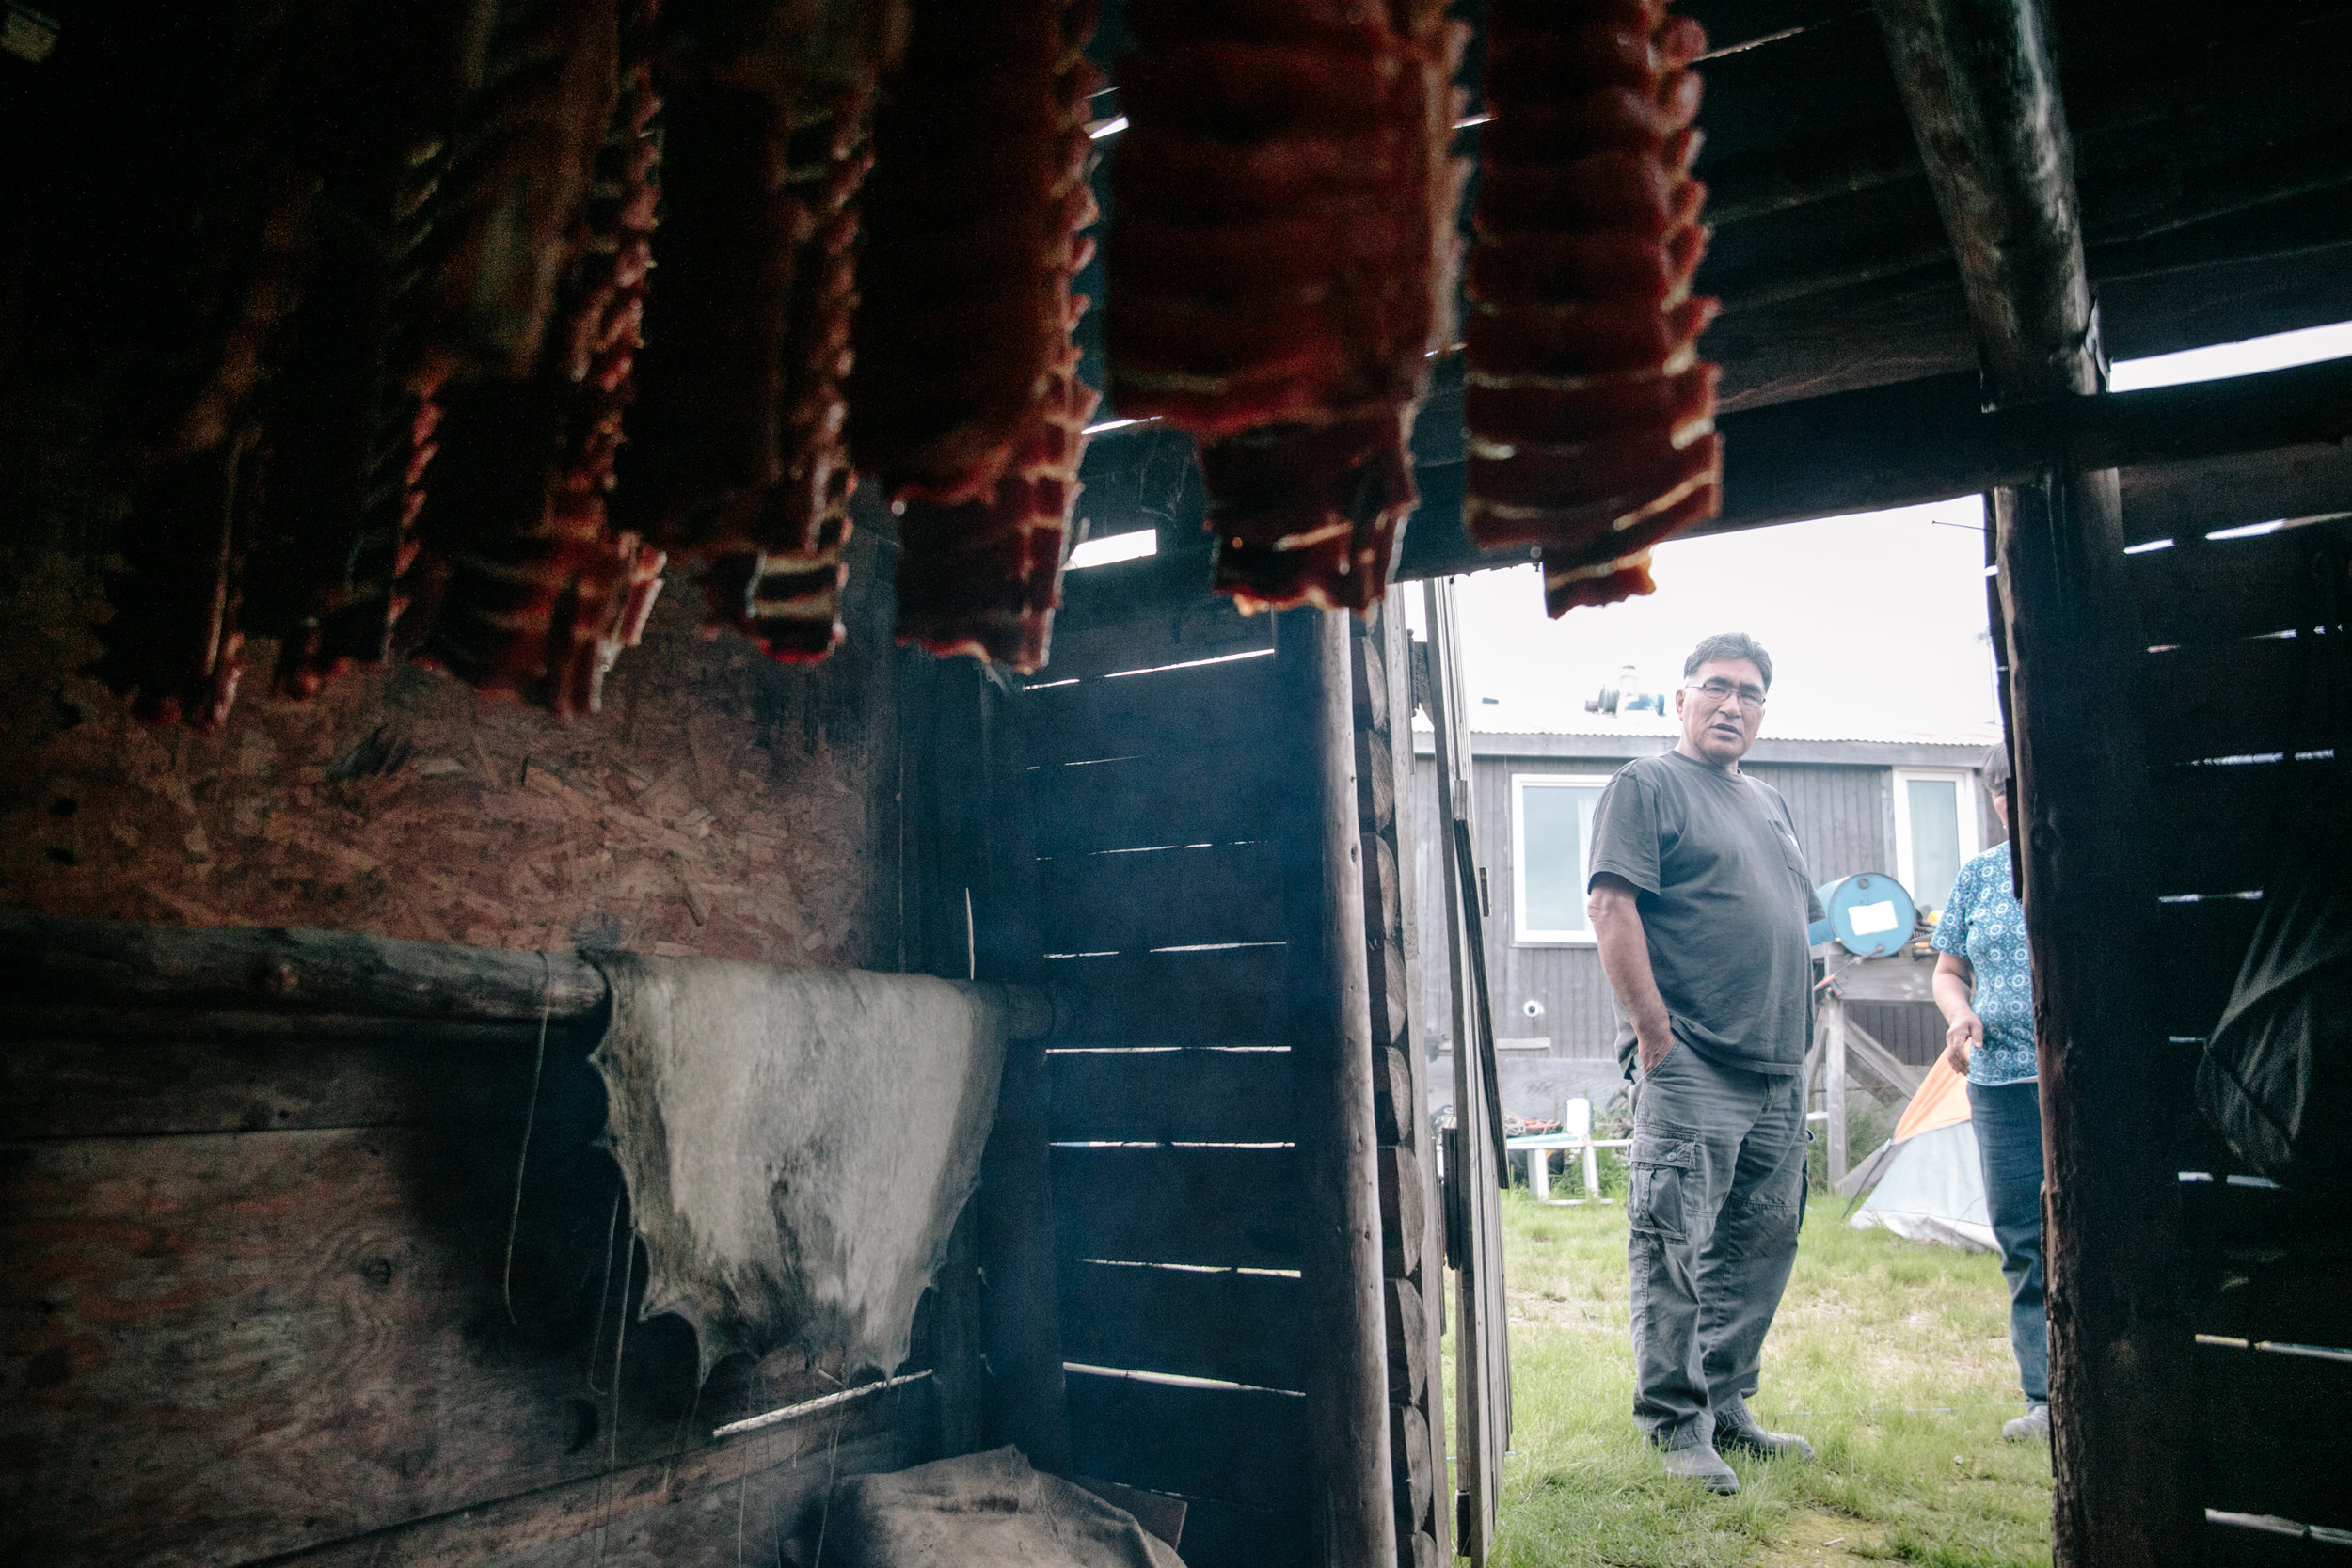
[1390,353,2352,580]
[1872,5,2196,1568]
[1872,0,2097,398]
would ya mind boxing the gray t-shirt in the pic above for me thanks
[1586,750,1823,1077]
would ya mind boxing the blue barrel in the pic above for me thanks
[1808,873,1917,958]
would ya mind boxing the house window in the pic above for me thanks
[1893,768,1980,918]
[1511,774,1609,944]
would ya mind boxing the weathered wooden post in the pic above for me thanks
[1274,605,1396,1568]
[1873,2,2194,1561]
[1824,993,1850,1189]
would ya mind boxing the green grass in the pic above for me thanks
[1461,1191,2052,1567]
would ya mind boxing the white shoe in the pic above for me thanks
[2002,1403,2049,1442]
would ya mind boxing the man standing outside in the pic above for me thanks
[1930,743,2049,1442]
[1587,632,1822,1494]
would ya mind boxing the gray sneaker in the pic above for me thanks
[1713,1402,1817,1462]
[2002,1403,2050,1442]
[1661,1443,1740,1494]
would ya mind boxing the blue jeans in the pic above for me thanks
[1967,1078,2048,1404]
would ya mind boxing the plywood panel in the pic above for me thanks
[0,1123,714,1568]
[1048,1047,1296,1145]
[1058,1261,1308,1392]
[1052,1146,1306,1270]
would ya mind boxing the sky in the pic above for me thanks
[1402,318,2352,742]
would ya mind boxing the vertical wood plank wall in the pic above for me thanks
[1009,601,1313,1568]
[1006,582,1450,1568]
[2113,505,2352,1563]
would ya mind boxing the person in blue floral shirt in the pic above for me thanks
[1930,741,2047,1442]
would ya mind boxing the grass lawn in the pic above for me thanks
[1464,1189,2053,1567]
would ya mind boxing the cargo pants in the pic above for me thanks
[1627,1040,1808,1451]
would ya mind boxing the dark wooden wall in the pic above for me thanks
[994,556,1447,1568]
[2110,497,2352,1562]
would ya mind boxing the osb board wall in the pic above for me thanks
[0,526,906,968]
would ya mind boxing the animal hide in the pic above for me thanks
[587,954,1008,1380]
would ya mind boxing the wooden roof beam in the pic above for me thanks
[1389,354,2352,579]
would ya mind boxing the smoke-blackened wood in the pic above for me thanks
[2140,639,2328,768]
[2152,897,2264,1043]
[977,1034,1071,1474]
[1274,605,1397,1568]
[1048,1046,1297,1145]
[1058,1260,1308,1393]
[2193,1252,2352,1351]
[1052,1145,1304,1271]
[0,911,607,1022]
[1047,947,1287,1044]
[2141,761,2320,902]
[1395,356,2352,583]
[2194,1344,2352,1533]
[0,1022,595,1140]
[2122,444,2352,549]
[1012,649,1282,766]
[1035,839,1284,956]
[1027,597,1274,682]
[1063,1370,1307,1512]
[1173,1497,1315,1568]
[247,1377,936,1567]
[1996,361,2194,1568]
[1023,746,1289,857]
[2126,522,2352,648]
[1875,4,2193,1560]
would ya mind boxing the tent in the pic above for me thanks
[1843,1055,1996,1252]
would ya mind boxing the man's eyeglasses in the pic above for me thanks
[1686,677,1768,709]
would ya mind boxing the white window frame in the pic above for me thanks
[1891,768,1981,913]
[1510,772,1612,946]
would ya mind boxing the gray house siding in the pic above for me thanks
[1412,736,1995,1069]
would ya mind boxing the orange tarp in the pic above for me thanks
[1892,1053,1973,1142]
